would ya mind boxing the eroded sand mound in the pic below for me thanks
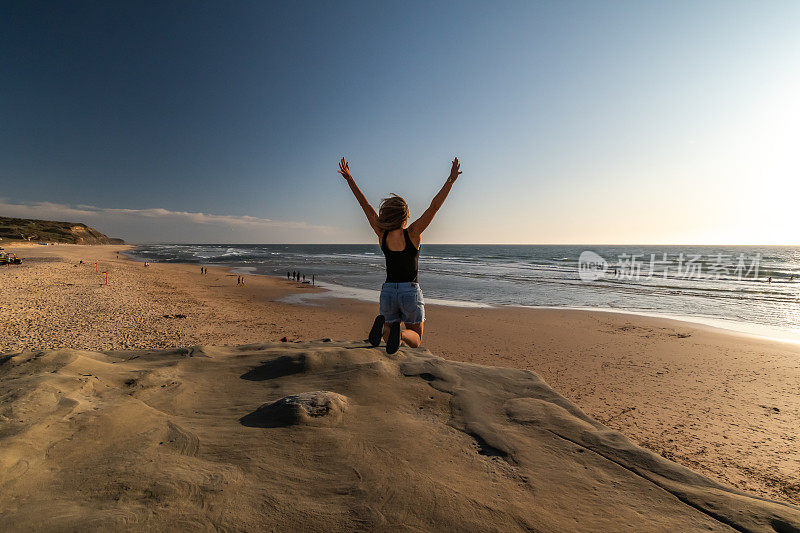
[240,390,349,427]
[0,341,797,531]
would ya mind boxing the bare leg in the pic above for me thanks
[383,322,423,348]
[402,322,423,348]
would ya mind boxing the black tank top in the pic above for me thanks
[381,229,419,283]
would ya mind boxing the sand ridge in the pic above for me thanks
[1,339,798,531]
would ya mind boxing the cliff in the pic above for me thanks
[0,216,124,245]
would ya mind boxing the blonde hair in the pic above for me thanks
[377,194,409,231]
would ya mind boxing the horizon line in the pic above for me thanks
[124,242,800,247]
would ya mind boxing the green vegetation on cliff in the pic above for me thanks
[0,216,124,245]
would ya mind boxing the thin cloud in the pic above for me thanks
[0,199,335,234]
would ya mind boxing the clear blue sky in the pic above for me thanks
[2,1,798,243]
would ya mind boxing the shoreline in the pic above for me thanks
[121,244,800,345]
[2,243,800,505]
[121,243,800,342]
[301,281,800,345]
[185,263,800,346]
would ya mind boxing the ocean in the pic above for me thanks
[128,244,800,341]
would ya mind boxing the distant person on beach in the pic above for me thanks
[338,156,461,354]
[312,274,315,285]
[287,271,291,280]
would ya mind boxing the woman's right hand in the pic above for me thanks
[338,157,352,181]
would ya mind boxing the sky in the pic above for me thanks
[1,1,799,244]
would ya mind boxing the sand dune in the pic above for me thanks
[1,340,797,531]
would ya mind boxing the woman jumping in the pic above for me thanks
[338,156,461,354]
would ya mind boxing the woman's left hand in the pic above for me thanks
[448,157,462,182]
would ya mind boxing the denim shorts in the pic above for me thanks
[379,282,425,324]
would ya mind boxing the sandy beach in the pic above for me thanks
[1,243,799,529]
[8,1,800,529]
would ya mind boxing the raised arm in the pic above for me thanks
[338,157,381,236]
[408,157,461,237]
